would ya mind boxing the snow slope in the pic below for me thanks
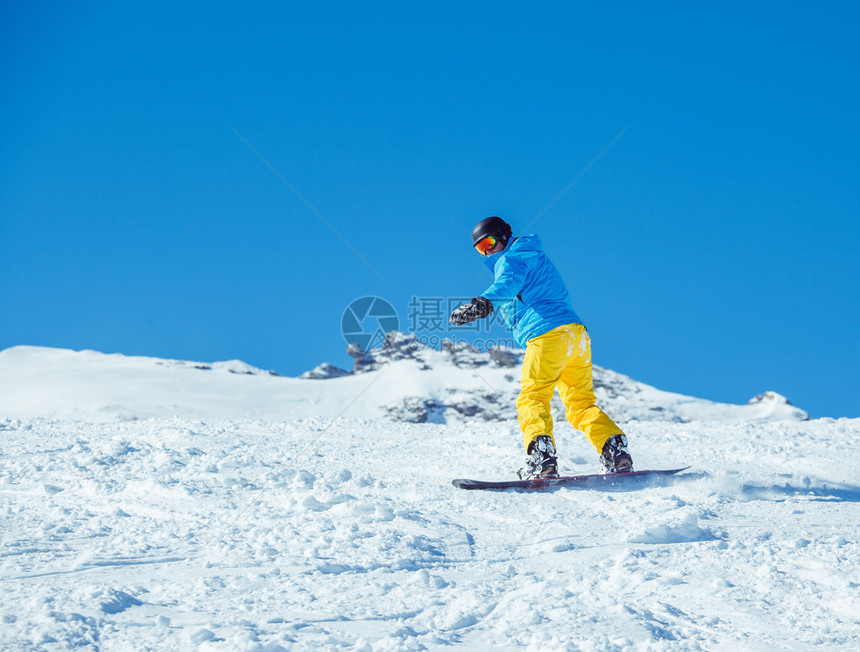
[1,345,857,650]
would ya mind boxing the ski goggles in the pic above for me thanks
[474,234,498,256]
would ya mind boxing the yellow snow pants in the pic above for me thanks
[517,323,624,453]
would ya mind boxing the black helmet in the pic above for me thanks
[471,216,512,247]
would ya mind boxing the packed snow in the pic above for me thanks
[0,345,857,650]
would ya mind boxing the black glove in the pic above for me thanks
[449,297,494,326]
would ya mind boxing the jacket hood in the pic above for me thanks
[508,234,542,252]
[481,234,542,271]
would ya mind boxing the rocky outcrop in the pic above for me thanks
[302,332,809,424]
[343,332,523,374]
[382,391,511,424]
[300,363,352,380]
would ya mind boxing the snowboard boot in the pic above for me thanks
[518,435,560,480]
[600,434,633,473]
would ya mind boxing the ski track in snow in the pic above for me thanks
[1,416,858,650]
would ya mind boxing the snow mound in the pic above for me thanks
[626,512,718,544]
[97,588,144,615]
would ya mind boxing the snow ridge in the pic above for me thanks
[0,337,808,424]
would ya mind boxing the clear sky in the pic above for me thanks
[2,1,858,418]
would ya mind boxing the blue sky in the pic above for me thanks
[2,1,858,418]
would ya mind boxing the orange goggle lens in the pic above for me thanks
[474,235,497,255]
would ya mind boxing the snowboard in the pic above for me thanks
[452,467,690,491]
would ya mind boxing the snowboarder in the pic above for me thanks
[449,216,632,479]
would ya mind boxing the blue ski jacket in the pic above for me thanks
[480,234,582,347]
